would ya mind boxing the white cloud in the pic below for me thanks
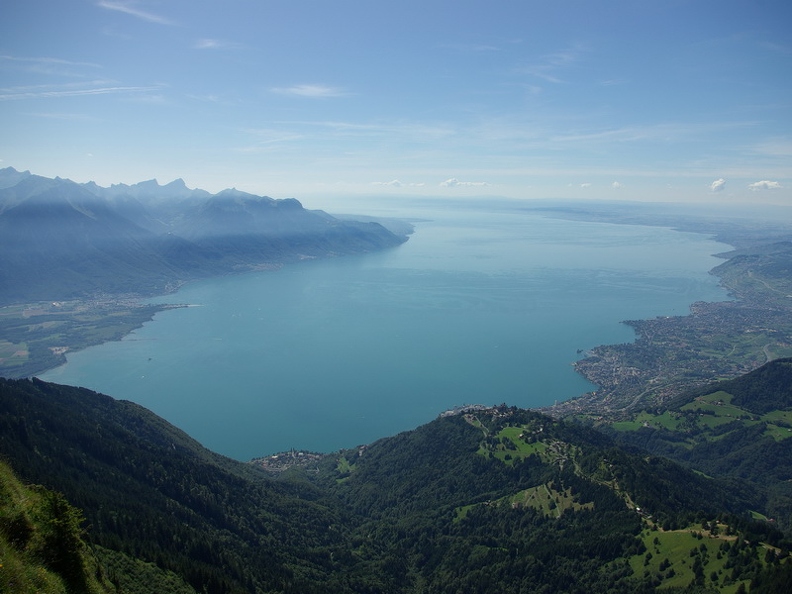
[194,39,222,49]
[371,180,426,188]
[611,181,623,189]
[97,1,174,25]
[271,84,348,98]
[194,39,241,50]
[580,182,592,188]
[440,178,488,187]
[710,178,726,192]
[748,180,782,190]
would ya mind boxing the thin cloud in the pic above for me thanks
[274,119,454,142]
[0,83,162,100]
[440,42,502,53]
[611,181,624,189]
[242,128,305,145]
[0,55,101,69]
[748,180,782,190]
[0,54,102,78]
[760,41,792,56]
[371,180,429,188]
[440,178,488,188]
[27,112,96,121]
[97,1,175,25]
[520,45,585,84]
[549,120,756,149]
[271,84,349,98]
[710,178,726,192]
[752,139,792,158]
[126,93,167,105]
[194,39,241,50]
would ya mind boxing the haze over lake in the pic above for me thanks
[41,200,731,460]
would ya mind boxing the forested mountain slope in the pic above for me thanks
[2,377,791,593]
[318,406,789,592]
[0,378,359,593]
[603,358,792,534]
[0,458,197,594]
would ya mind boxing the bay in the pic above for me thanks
[41,201,731,460]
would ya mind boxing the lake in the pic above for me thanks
[41,199,731,460]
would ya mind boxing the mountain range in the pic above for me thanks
[0,168,408,305]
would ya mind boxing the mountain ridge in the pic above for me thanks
[0,167,409,306]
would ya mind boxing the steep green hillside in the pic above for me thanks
[0,458,114,594]
[603,358,792,532]
[1,377,790,593]
[0,377,359,594]
[0,459,196,594]
[319,406,786,592]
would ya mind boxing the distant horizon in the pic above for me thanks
[1,1,790,206]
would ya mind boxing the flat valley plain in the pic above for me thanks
[0,298,182,379]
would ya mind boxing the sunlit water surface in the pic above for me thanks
[42,201,730,459]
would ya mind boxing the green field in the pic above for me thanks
[610,388,792,443]
[455,479,593,522]
[625,523,776,592]
[0,301,179,378]
[612,411,684,432]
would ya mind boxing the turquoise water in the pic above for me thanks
[41,202,730,460]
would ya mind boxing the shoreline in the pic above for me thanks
[7,209,791,430]
[0,299,188,380]
[541,231,792,420]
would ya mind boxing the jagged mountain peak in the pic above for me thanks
[0,166,32,190]
[213,187,269,201]
[105,176,208,200]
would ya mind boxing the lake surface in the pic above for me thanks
[41,200,731,460]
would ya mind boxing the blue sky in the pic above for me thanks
[1,0,791,205]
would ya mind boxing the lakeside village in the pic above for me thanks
[250,405,504,473]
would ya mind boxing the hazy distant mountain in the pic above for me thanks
[0,166,32,190]
[102,177,211,201]
[0,168,408,304]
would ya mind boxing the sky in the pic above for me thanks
[1,0,791,206]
